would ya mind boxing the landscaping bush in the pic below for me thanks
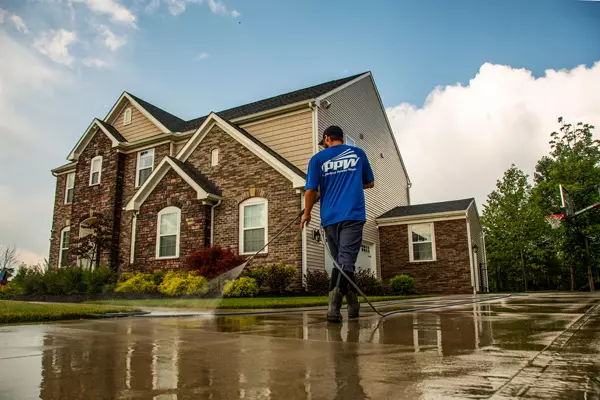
[389,274,415,295]
[304,269,330,295]
[186,246,246,279]
[158,271,208,296]
[115,272,157,293]
[222,277,259,298]
[83,266,117,294]
[354,268,384,295]
[10,265,116,296]
[0,281,25,298]
[256,264,296,292]
[242,267,267,288]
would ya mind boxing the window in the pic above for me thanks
[156,206,180,259]
[59,227,70,267]
[239,198,268,254]
[345,135,356,146]
[409,223,436,262]
[89,156,102,186]
[123,107,132,125]
[64,172,75,204]
[136,148,154,187]
[211,148,219,167]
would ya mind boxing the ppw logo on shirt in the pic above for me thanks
[322,149,360,175]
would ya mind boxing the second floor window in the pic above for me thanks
[211,148,219,167]
[136,148,154,187]
[89,156,102,186]
[64,172,75,204]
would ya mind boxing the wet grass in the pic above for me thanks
[88,295,429,310]
[0,300,139,324]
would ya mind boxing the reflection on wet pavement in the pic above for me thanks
[0,293,598,399]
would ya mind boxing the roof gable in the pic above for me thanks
[125,157,221,211]
[104,92,172,134]
[176,113,306,188]
[378,199,475,220]
[67,119,126,161]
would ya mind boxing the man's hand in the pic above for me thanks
[300,213,311,231]
[363,181,375,189]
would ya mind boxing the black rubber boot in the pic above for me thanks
[344,270,360,318]
[327,270,343,323]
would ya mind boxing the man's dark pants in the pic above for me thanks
[324,220,365,295]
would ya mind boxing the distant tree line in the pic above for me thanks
[482,118,600,292]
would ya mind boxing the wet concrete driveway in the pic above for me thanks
[1,293,599,399]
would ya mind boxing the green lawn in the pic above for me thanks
[88,295,429,310]
[0,300,140,324]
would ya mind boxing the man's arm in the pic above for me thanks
[362,149,375,190]
[300,189,318,230]
[363,182,375,189]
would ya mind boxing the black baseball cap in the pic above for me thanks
[319,125,345,146]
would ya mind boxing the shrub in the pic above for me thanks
[0,281,25,298]
[253,264,296,292]
[158,271,208,296]
[304,269,330,295]
[354,268,384,296]
[242,267,267,288]
[389,274,415,295]
[222,277,259,298]
[115,273,157,293]
[83,266,117,294]
[186,246,246,279]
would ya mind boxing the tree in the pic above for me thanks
[71,215,113,269]
[0,245,18,279]
[482,165,537,292]
[531,117,600,291]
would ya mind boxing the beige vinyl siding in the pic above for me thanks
[310,75,410,278]
[241,110,313,172]
[108,100,163,142]
[306,203,325,272]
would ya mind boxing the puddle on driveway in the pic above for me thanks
[0,293,598,399]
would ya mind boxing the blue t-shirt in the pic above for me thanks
[305,144,375,227]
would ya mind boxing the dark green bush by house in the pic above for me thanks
[304,269,330,295]
[355,268,384,295]
[389,274,415,295]
[259,264,296,292]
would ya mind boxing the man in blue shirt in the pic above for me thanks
[301,125,375,323]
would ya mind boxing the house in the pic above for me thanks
[377,199,489,294]
[48,72,486,294]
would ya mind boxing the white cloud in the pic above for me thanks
[163,0,200,16]
[207,0,226,14]
[387,61,600,209]
[17,249,46,267]
[195,51,210,60]
[231,9,240,18]
[98,24,126,50]
[145,0,161,13]
[9,14,28,34]
[82,57,108,68]
[0,8,6,24]
[71,0,136,26]
[155,0,238,16]
[34,29,77,66]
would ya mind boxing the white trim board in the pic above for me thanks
[67,119,123,161]
[104,92,171,134]
[176,113,306,188]
[376,211,468,227]
[125,157,221,211]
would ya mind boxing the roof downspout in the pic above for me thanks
[301,190,308,288]
[466,216,476,294]
[210,200,222,246]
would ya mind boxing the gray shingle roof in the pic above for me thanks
[96,119,127,143]
[132,72,367,133]
[378,199,475,219]
[167,156,222,196]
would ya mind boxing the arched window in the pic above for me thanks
[156,206,181,259]
[123,107,132,125]
[59,227,70,267]
[239,197,268,255]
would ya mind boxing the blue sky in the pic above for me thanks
[1,0,599,264]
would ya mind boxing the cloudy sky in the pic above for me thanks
[1,0,599,265]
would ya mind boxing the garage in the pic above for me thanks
[324,241,376,276]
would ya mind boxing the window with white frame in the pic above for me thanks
[64,172,75,204]
[59,227,70,267]
[123,107,132,125]
[211,148,219,167]
[409,223,436,262]
[89,156,102,185]
[136,148,154,187]
[239,198,268,254]
[157,206,180,259]
[345,135,356,146]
